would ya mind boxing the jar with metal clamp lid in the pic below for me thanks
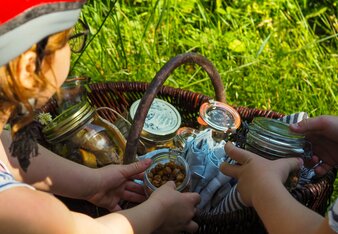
[173,127,200,150]
[42,101,126,168]
[244,117,313,190]
[197,99,241,142]
[56,76,90,112]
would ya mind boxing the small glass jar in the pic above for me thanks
[143,150,191,197]
[173,127,200,150]
[198,99,241,142]
[56,76,90,112]
[42,101,126,167]
[129,98,182,154]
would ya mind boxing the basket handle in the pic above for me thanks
[124,52,225,164]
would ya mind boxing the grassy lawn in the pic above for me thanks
[71,0,338,200]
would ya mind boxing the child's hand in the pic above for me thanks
[290,115,338,176]
[84,159,152,211]
[219,142,302,207]
[149,181,200,234]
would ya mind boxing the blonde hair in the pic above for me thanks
[0,29,71,136]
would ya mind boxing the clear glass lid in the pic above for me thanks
[251,117,304,141]
[199,100,241,131]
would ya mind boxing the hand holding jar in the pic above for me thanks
[143,150,191,197]
[219,142,303,207]
[83,159,153,211]
[146,181,201,234]
[289,115,338,176]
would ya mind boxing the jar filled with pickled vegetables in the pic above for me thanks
[42,101,126,168]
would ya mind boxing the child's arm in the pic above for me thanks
[0,182,200,234]
[0,130,148,210]
[220,142,335,234]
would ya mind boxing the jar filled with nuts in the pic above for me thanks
[143,150,191,197]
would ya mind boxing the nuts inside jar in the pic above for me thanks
[147,160,186,188]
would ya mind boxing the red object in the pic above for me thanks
[1,0,84,24]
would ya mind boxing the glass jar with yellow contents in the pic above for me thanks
[42,101,126,168]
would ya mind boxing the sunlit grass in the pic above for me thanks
[72,0,337,116]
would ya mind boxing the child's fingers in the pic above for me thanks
[219,161,240,178]
[224,141,254,165]
[314,162,332,177]
[120,158,152,178]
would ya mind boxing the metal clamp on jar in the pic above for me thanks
[42,101,126,168]
[197,99,241,142]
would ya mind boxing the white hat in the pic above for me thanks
[0,0,86,66]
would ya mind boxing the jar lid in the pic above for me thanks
[246,117,312,159]
[251,117,304,141]
[198,100,241,132]
[43,101,95,143]
[246,131,305,157]
[129,98,181,142]
[61,76,90,89]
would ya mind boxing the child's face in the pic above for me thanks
[35,43,71,108]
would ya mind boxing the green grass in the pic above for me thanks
[70,0,338,202]
[71,0,337,116]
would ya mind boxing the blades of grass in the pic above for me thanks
[141,0,161,40]
[112,9,128,68]
[256,33,271,57]
[70,0,117,73]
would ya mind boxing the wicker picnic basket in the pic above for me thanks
[41,53,336,234]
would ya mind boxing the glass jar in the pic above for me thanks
[244,117,312,190]
[198,99,241,142]
[143,150,191,197]
[173,127,200,150]
[244,117,312,160]
[56,76,90,112]
[129,98,182,154]
[42,101,126,167]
